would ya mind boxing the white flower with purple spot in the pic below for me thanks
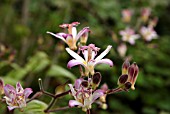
[66,44,113,76]
[140,26,158,42]
[3,82,33,111]
[120,28,140,45]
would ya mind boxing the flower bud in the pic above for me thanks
[117,74,128,86]
[122,59,130,74]
[124,82,132,90]
[127,62,139,90]
[92,72,102,89]
[101,103,108,110]
[81,81,89,88]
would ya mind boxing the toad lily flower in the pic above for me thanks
[3,82,33,111]
[66,44,113,76]
[140,26,158,42]
[47,22,90,50]
[120,28,140,45]
[68,78,104,112]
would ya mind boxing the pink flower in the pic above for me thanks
[140,26,158,41]
[68,78,104,112]
[47,22,90,50]
[120,28,140,45]
[3,82,33,111]
[66,44,113,76]
[122,9,133,23]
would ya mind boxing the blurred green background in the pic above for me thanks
[0,0,170,114]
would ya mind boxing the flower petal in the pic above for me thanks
[76,27,90,41]
[74,78,83,89]
[4,84,16,99]
[67,59,85,69]
[92,89,104,103]
[72,27,77,39]
[7,106,18,111]
[69,100,83,107]
[16,82,24,94]
[24,88,33,98]
[68,84,76,97]
[94,58,113,67]
[95,45,112,61]
[66,48,85,62]
[47,31,66,42]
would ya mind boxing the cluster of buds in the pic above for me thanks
[118,60,139,90]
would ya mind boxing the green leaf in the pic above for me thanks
[14,100,54,114]
[46,65,76,81]
[25,51,50,73]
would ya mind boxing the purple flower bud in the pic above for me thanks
[81,81,89,88]
[124,82,132,90]
[118,74,128,85]
[128,62,139,90]
[122,59,130,74]
[92,72,102,86]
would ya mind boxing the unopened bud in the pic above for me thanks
[124,82,132,90]
[128,62,139,90]
[101,103,108,110]
[122,59,130,74]
[118,74,128,86]
[81,81,89,88]
[92,72,102,88]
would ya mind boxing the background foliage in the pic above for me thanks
[0,0,170,114]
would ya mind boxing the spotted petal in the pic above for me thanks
[16,82,24,94]
[4,84,16,100]
[24,88,33,98]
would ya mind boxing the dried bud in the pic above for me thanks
[0,78,4,95]
[92,72,102,88]
[118,74,128,86]
[122,59,130,74]
[81,81,89,88]
[127,62,139,90]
